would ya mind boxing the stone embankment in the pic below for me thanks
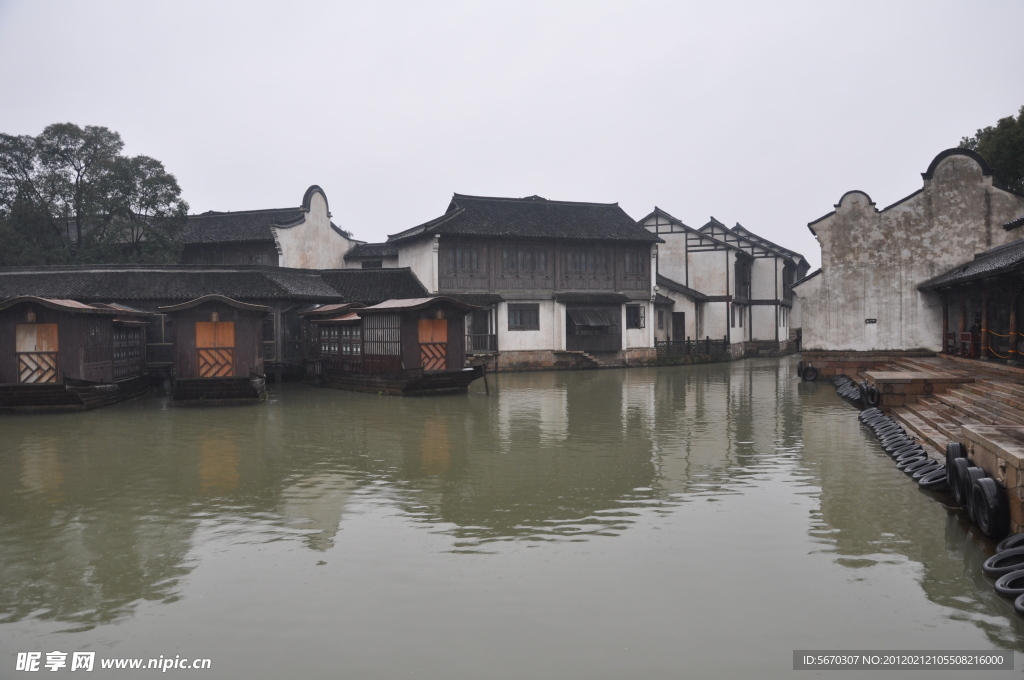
[859,356,1024,533]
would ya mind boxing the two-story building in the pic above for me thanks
[182,186,357,268]
[698,219,810,355]
[383,194,662,370]
[641,210,809,355]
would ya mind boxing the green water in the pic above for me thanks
[0,357,1020,678]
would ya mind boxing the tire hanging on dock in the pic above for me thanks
[973,477,1009,538]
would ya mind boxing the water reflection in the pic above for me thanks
[799,378,1024,650]
[0,356,1020,657]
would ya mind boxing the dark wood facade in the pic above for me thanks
[159,296,271,404]
[306,297,483,395]
[438,238,651,295]
[0,297,150,412]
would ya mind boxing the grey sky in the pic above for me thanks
[1,0,1021,268]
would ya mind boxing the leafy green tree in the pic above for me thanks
[959,105,1024,195]
[0,123,188,265]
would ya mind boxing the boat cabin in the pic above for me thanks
[0,296,150,411]
[308,296,484,395]
[158,295,272,404]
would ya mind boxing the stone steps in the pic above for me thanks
[934,390,1024,427]
[890,407,945,460]
[951,384,1024,424]
[969,378,1024,403]
[901,399,963,443]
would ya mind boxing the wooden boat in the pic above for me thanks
[0,296,151,413]
[303,297,484,396]
[159,295,271,406]
[316,364,484,396]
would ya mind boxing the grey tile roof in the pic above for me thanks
[653,293,675,306]
[344,242,399,259]
[0,265,428,305]
[183,208,304,244]
[919,239,1024,290]
[656,274,709,302]
[389,194,662,244]
[1005,214,1024,231]
[317,269,429,304]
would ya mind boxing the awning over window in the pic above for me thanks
[567,308,619,327]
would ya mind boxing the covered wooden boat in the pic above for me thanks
[304,297,484,395]
[159,295,270,405]
[0,297,150,413]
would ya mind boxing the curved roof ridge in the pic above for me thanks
[451,193,620,208]
[922,148,993,179]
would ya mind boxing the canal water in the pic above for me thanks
[1,356,1021,678]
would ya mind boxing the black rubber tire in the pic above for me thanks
[945,442,967,489]
[880,431,909,444]
[859,408,882,421]
[896,449,927,463]
[973,477,1009,538]
[892,443,925,459]
[993,569,1024,598]
[997,533,1024,553]
[983,547,1024,577]
[905,458,938,475]
[875,424,904,438]
[911,461,942,478]
[950,457,971,506]
[896,455,927,471]
[884,437,914,453]
[880,433,910,446]
[801,366,818,381]
[964,467,988,523]
[864,384,880,407]
[863,414,888,425]
[918,467,948,490]
[1015,593,1024,616]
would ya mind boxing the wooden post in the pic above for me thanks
[981,289,990,360]
[942,297,949,353]
[1010,288,1020,366]
[958,293,967,356]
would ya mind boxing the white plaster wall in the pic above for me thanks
[703,301,728,341]
[802,153,1024,351]
[343,256,400,270]
[651,226,689,285]
[790,295,802,330]
[689,250,730,295]
[751,258,778,300]
[397,236,439,294]
[274,191,355,269]
[624,301,654,349]
[497,299,560,351]
[751,305,777,342]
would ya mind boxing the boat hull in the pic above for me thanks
[0,375,150,413]
[312,365,484,396]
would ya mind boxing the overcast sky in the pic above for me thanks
[1,0,1021,267]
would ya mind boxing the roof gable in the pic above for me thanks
[389,194,661,244]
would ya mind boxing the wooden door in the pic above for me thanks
[418,319,448,371]
[16,323,59,383]
[196,321,236,377]
[672,312,686,342]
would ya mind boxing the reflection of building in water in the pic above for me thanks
[800,380,1024,651]
[496,372,568,451]
[280,473,358,551]
[18,439,65,503]
[420,420,451,475]
[620,370,656,435]
[199,440,240,494]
